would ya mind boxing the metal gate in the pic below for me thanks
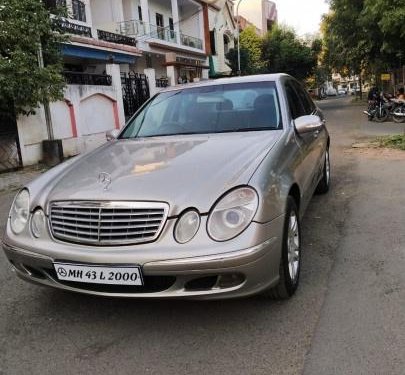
[0,109,22,173]
[121,72,150,119]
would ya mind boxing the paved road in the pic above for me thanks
[0,97,404,375]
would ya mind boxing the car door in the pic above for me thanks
[284,80,320,208]
[292,81,327,187]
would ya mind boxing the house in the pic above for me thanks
[13,0,234,168]
[207,0,237,77]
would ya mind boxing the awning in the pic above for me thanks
[61,44,137,64]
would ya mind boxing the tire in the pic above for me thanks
[392,107,405,123]
[374,108,388,123]
[315,148,330,194]
[264,197,301,299]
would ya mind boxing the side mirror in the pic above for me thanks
[106,129,120,141]
[294,115,323,135]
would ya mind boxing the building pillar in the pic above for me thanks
[166,66,177,87]
[144,68,157,96]
[198,7,205,51]
[170,0,180,44]
[106,64,126,128]
[202,4,211,55]
[140,0,150,34]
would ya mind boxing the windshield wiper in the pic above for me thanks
[139,132,204,138]
[216,127,278,133]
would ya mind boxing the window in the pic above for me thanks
[138,6,142,21]
[291,81,316,115]
[120,82,282,139]
[223,34,230,54]
[72,0,86,22]
[285,81,306,119]
[210,30,217,55]
[169,18,174,39]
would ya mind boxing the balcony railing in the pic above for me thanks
[97,30,137,47]
[149,25,177,44]
[180,34,203,50]
[119,19,147,37]
[63,71,112,86]
[118,20,203,50]
[156,78,169,88]
[58,19,92,38]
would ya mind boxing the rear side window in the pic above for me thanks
[285,81,306,119]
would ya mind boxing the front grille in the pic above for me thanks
[49,201,169,246]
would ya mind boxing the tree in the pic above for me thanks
[225,26,263,75]
[239,26,264,74]
[322,0,405,88]
[262,25,316,81]
[225,47,249,75]
[0,0,67,116]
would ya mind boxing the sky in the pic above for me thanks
[238,0,330,36]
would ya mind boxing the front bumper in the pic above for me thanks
[2,240,282,300]
[2,216,284,299]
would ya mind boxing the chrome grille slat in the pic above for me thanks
[49,201,168,246]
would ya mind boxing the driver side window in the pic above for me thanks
[285,81,306,120]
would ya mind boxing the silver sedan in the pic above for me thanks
[2,74,330,299]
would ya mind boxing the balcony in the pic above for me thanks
[57,19,92,38]
[97,30,137,47]
[149,25,177,44]
[180,34,203,50]
[63,71,112,86]
[118,20,203,51]
[119,19,147,37]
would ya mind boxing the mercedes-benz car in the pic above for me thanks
[2,74,330,299]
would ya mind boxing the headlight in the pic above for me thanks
[207,187,258,242]
[174,210,200,244]
[10,189,30,234]
[31,209,46,238]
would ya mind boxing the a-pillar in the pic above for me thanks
[144,68,157,96]
[106,64,126,128]
[170,0,180,44]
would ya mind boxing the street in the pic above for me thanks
[0,97,404,375]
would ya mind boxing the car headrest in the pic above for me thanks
[254,94,274,108]
[216,99,233,111]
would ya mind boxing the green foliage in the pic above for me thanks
[262,26,317,81]
[377,135,405,150]
[0,0,67,116]
[225,47,250,75]
[322,0,405,77]
[240,26,264,74]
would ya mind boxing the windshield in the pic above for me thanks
[120,82,281,139]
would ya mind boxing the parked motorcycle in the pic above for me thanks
[363,95,390,122]
[391,99,405,123]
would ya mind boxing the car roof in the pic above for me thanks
[160,73,290,93]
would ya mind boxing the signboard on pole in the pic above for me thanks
[381,73,391,81]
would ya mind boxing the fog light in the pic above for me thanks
[174,210,200,244]
[31,209,46,238]
[217,274,245,289]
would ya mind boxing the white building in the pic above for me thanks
[207,0,236,77]
[13,0,237,168]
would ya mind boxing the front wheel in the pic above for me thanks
[374,107,389,123]
[392,107,405,123]
[264,197,301,299]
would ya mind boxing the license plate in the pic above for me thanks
[53,263,143,285]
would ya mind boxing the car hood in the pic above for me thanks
[32,132,281,215]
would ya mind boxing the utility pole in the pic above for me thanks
[236,0,244,76]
